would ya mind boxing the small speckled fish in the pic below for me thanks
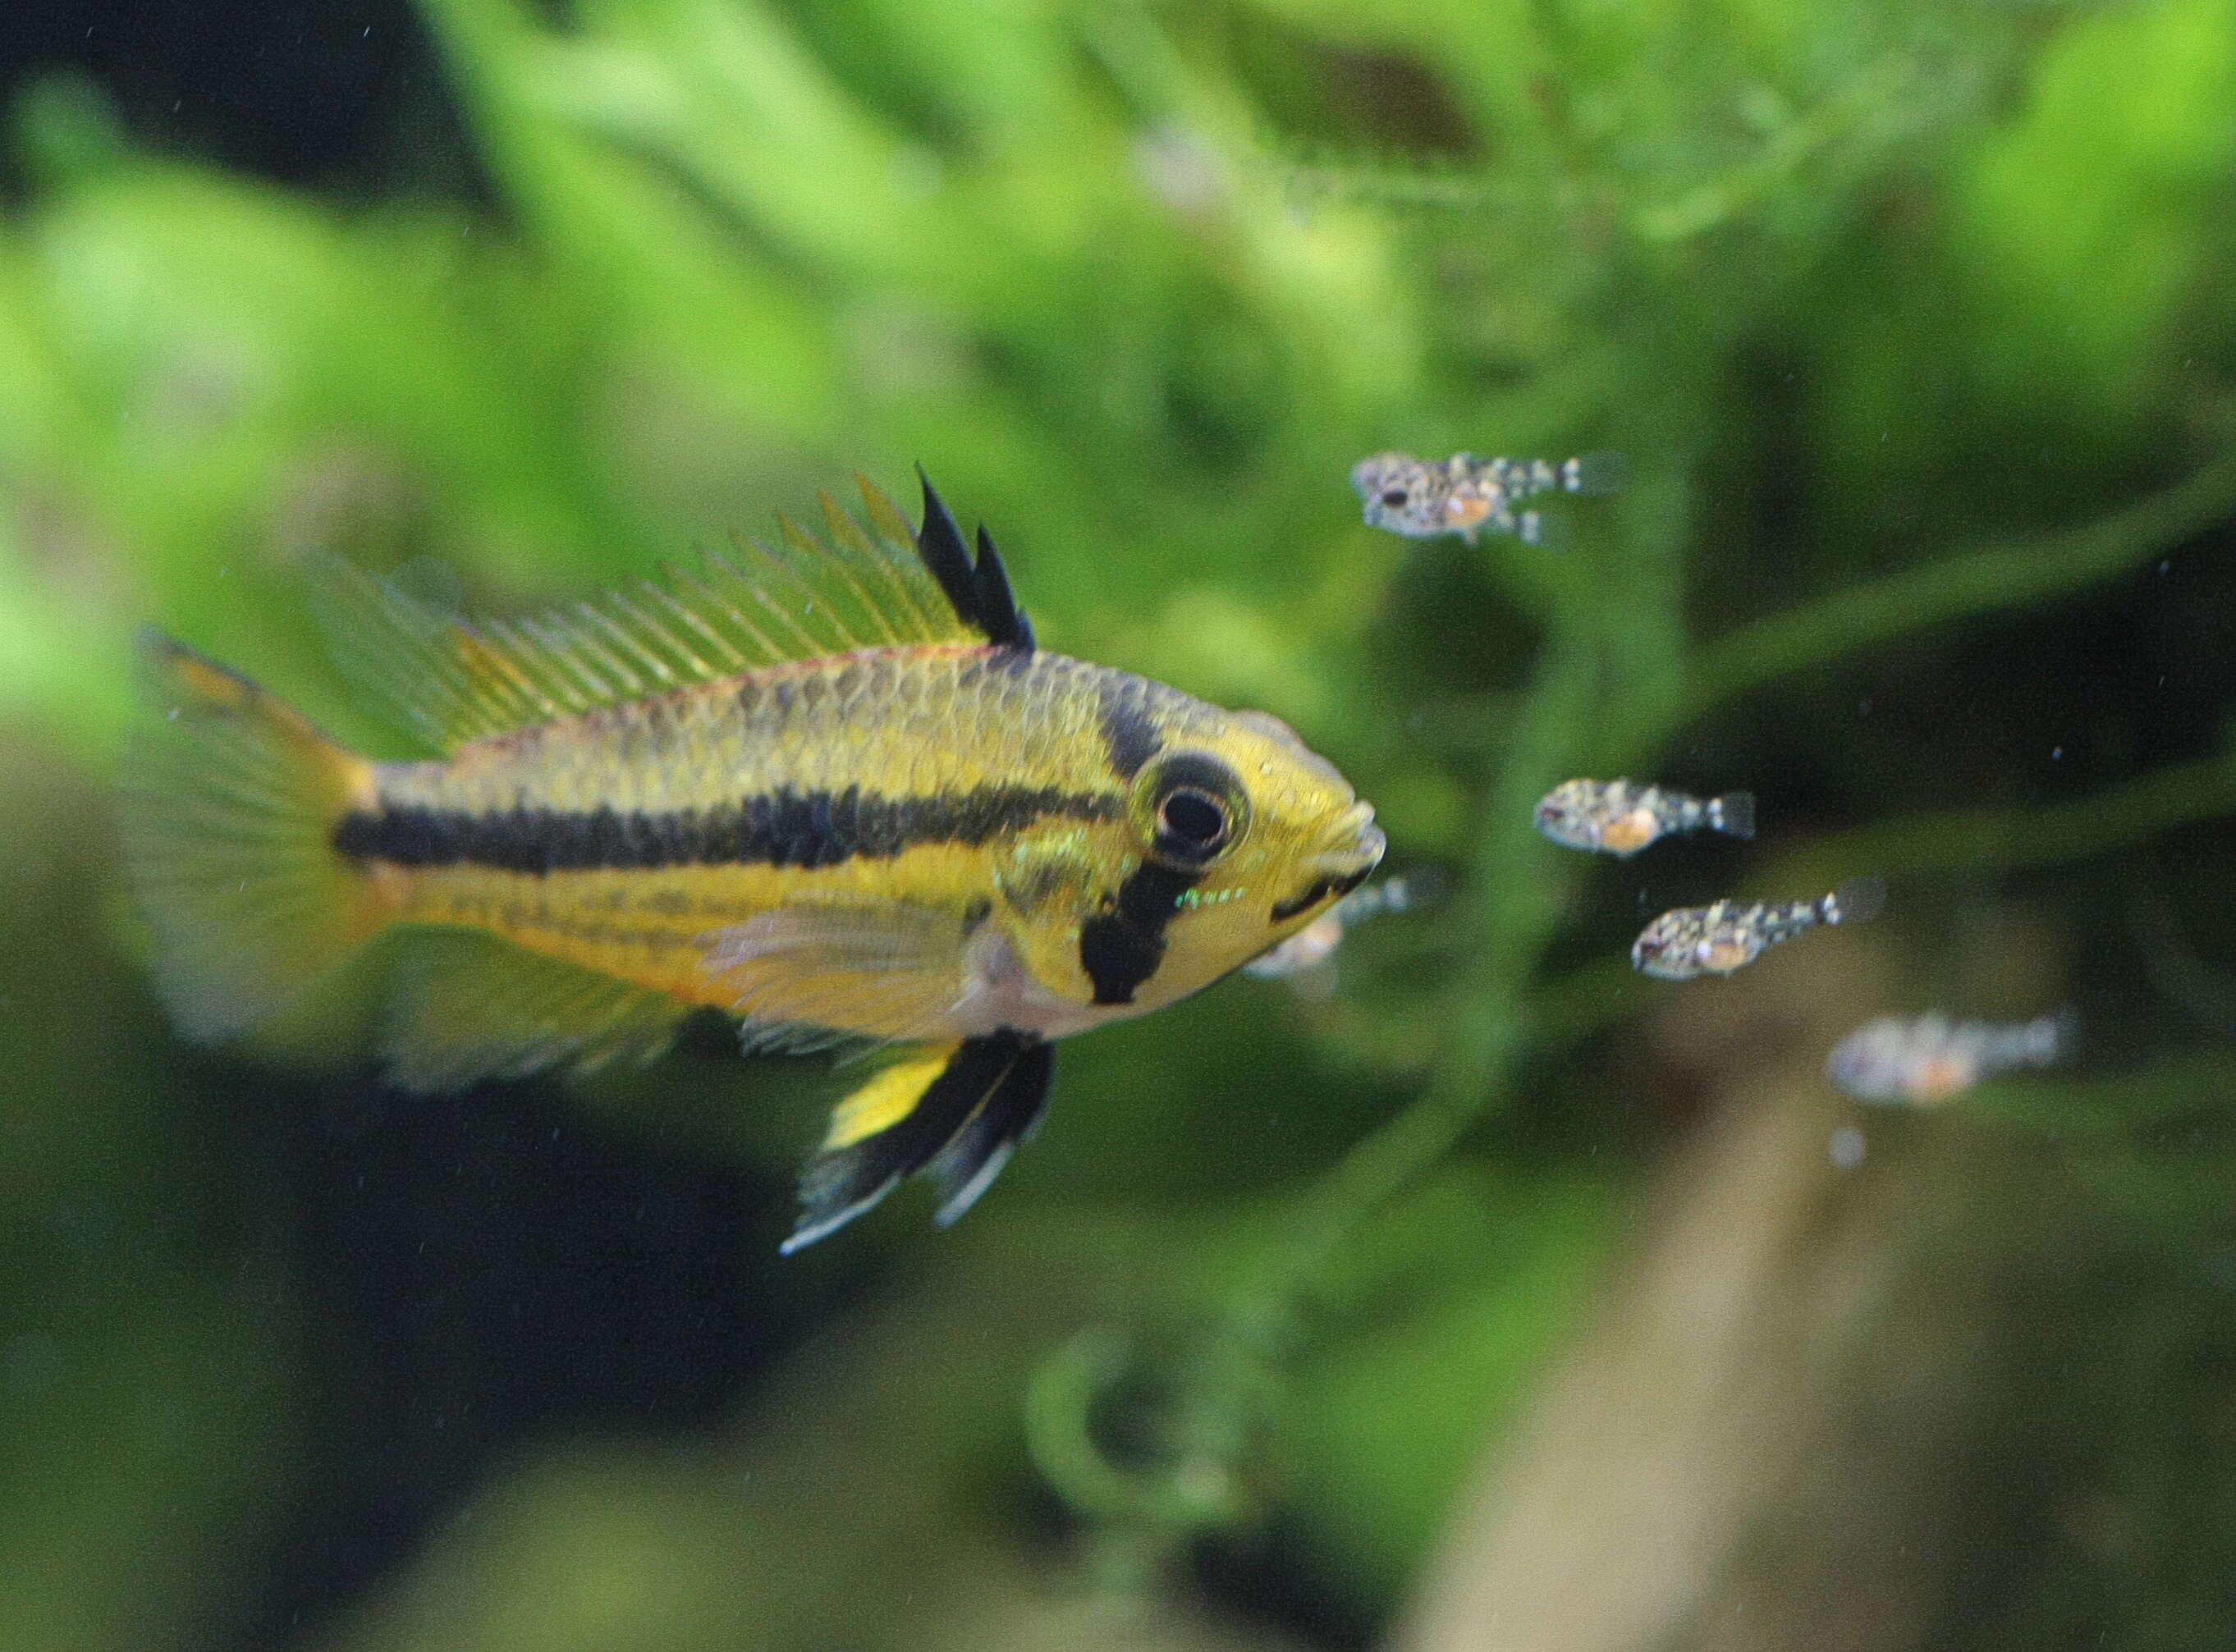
[1535,779,1754,858]
[1350,450,1624,546]
[120,475,1384,1251]
[1826,1010,2071,1106]
[1631,878,1884,980]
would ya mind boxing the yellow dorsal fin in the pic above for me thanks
[303,475,1014,754]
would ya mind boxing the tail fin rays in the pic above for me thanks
[119,633,387,1041]
[1711,790,1757,840]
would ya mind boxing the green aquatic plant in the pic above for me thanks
[4,0,2236,1646]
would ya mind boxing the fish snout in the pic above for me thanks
[1321,802,1386,879]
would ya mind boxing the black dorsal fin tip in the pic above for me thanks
[970,524,1031,652]
[912,468,979,634]
[912,469,1033,652]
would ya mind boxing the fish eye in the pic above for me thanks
[1379,487,1409,507]
[1158,786,1228,853]
[1136,752,1250,868]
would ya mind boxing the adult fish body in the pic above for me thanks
[120,474,1384,1251]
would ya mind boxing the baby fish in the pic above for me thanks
[1535,778,1755,858]
[1242,870,1438,985]
[1826,1011,2072,1106]
[1631,878,1884,981]
[1350,450,1625,546]
[120,474,1383,1252]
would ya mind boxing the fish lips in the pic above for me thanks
[1271,806,1386,922]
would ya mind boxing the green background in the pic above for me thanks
[4,1,2236,1647]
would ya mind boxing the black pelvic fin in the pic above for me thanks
[927,1039,1053,1226]
[782,1029,1043,1253]
[912,469,1033,653]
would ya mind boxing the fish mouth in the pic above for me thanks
[1271,803,1386,922]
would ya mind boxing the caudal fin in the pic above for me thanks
[1824,876,1887,927]
[119,633,387,1041]
[1711,790,1757,840]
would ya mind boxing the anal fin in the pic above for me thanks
[381,930,690,1093]
[782,1031,1052,1253]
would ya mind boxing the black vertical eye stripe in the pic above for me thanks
[1078,859,1200,1005]
[1096,679,1163,780]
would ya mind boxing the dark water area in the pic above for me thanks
[0,2,458,193]
[5,4,2236,1650]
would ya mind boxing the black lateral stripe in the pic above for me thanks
[1095,676,1162,779]
[1079,858,1200,1004]
[333,784,1125,874]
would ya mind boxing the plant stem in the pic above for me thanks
[1670,442,2236,734]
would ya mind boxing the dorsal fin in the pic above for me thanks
[914,468,1032,651]
[303,474,1032,754]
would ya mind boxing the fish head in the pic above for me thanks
[1019,703,1383,1017]
[1533,780,1602,850]
[1140,707,1384,1003]
[1631,908,1740,980]
[1825,1018,1913,1101]
[1629,915,1691,978]
[1350,453,1438,537]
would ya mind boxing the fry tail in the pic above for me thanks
[119,632,389,1041]
[1562,451,1629,496]
[1822,876,1886,927]
[1708,790,1757,840]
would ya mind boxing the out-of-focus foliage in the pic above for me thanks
[3,1,2236,1649]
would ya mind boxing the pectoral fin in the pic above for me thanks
[702,899,979,1051]
[782,1031,1053,1253]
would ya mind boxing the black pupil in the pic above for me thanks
[1159,787,1227,848]
[1380,488,1408,507]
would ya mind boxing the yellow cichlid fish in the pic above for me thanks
[120,475,1385,1250]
